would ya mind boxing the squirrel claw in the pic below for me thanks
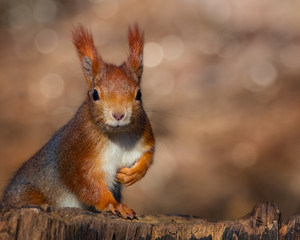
[106,203,136,220]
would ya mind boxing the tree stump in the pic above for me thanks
[0,201,299,239]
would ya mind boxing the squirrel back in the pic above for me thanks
[2,24,155,219]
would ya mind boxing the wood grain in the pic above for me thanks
[0,202,299,240]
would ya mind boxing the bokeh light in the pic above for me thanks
[144,42,163,67]
[247,60,277,90]
[160,35,184,60]
[39,73,64,99]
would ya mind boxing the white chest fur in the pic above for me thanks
[101,134,145,190]
[58,190,83,208]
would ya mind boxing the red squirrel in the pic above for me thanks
[2,24,155,219]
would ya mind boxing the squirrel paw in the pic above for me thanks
[117,167,145,187]
[106,203,136,220]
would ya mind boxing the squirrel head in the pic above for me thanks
[73,24,146,133]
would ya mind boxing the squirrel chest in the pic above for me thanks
[100,134,144,190]
[58,134,144,208]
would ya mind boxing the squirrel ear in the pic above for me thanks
[127,24,144,83]
[73,25,101,88]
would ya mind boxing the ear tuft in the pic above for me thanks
[127,24,144,83]
[73,25,101,87]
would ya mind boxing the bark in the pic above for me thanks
[0,201,299,240]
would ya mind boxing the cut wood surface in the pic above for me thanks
[0,202,299,240]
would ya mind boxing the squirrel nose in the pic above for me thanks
[112,112,125,121]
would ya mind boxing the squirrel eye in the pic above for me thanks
[92,89,100,101]
[135,89,142,100]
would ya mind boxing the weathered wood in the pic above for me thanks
[280,215,300,240]
[0,201,294,240]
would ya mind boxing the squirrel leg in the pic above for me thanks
[62,170,136,219]
[3,187,48,207]
[94,181,136,219]
[117,149,154,187]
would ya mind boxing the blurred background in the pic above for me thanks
[1,0,300,222]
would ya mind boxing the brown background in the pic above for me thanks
[1,0,300,221]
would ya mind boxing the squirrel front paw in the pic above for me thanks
[106,203,136,220]
[116,166,146,187]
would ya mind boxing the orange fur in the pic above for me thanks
[127,24,144,82]
[117,149,154,187]
[57,104,114,206]
[73,25,101,87]
[22,188,47,206]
